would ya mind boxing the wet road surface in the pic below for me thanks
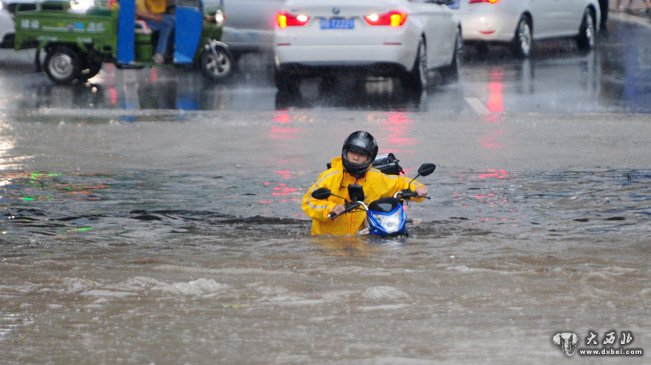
[0,16,650,113]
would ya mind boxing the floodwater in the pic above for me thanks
[1,109,649,364]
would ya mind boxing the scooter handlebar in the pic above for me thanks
[328,202,360,220]
[397,190,430,200]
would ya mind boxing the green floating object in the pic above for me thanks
[29,172,60,180]
[222,304,245,309]
[77,227,94,232]
[21,197,34,201]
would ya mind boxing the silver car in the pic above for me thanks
[451,0,600,57]
[0,5,13,48]
[219,0,281,55]
[0,0,47,49]
[0,0,92,48]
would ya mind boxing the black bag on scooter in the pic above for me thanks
[325,152,403,175]
[372,153,403,175]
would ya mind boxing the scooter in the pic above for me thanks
[311,162,436,237]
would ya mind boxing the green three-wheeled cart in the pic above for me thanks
[13,0,234,84]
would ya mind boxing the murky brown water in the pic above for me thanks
[1,110,649,364]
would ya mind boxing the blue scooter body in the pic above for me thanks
[365,197,407,236]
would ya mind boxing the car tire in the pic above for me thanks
[511,16,533,58]
[78,58,102,82]
[440,28,461,84]
[44,45,81,85]
[576,8,596,51]
[274,69,300,93]
[200,45,234,82]
[402,37,427,93]
[475,42,489,55]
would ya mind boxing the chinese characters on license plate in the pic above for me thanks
[320,17,354,30]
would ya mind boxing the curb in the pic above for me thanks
[609,4,650,18]
[609,10,651,28]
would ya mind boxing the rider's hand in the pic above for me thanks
[415,185,428,197]
[331,204,346,216]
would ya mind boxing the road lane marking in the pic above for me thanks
[465,97,488,115]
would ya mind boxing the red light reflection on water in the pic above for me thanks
[108,87,118,106]
[474,192,495,200]
[258,161,301,204]
[148,68,159,83]
[274,170,293,180]
[471,167,513,219]
[473,194,511,212]
[479,169,509,179]
[260,179,300,204]
[260,109,303,204]
[451,169,514,222]
[273,113,291,124]
[269,171,299,199]
[479,68,505,150]
[271,183,298,197]
[379,112,418,155]
[269,125,299,139]
[269,112,300,140]
[486,69,504,113]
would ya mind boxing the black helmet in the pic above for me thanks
[341,130,378,177]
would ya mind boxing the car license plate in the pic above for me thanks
[320,17,354,30]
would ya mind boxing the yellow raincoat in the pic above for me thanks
[302,156,425,236]
[136,0,167,15]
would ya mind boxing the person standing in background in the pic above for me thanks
[598,0,609,30]
[615,0,651,14]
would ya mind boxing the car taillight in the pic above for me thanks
[364,10,407,27]
[469,0,499,3]
[277,12,310,28]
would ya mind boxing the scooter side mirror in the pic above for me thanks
[311,187,332,200]
[348,184,365,202]
[417,163,436,177]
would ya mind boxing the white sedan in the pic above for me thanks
[273,0,461,93]
[1,0,47,48]
[0,4,14,48]
[451,0,600,57]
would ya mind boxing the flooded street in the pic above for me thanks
[1,109,649,364]
[1,11,650,364]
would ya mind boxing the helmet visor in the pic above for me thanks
[345,149,370,165]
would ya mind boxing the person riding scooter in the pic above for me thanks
[302,130,428,236]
